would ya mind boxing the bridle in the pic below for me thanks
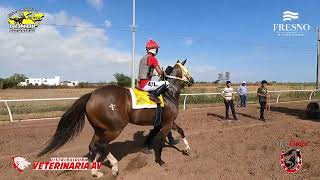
[165,75,189,83]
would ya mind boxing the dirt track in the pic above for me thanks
[0,101,320,180]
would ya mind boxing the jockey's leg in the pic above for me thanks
[142,81,169,103]
[154,103,162,127]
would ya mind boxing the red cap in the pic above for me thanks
[146,39,159,50]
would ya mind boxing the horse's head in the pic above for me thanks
[165,59,194,87]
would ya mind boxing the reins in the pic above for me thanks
[165,75,189,83]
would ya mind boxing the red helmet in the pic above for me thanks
[146,40,159,50]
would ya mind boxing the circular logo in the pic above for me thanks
[280,149,302,173]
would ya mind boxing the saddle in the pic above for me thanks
[129,88,164,109]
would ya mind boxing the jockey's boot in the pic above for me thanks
[149,94,161,103]
[154,103,162,127]
[149,84,168,103]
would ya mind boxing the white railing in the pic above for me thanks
[180,89,319,110]
[0,89,318,122]
[0,98,78,122]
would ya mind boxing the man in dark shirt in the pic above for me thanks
[257,80,269,121]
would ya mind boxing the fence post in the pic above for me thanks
[183,95,188,110]
[309,90,315,100]
[276,93,281,103]
[4,101,13,122]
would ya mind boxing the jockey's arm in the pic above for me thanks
[154,65,164,78]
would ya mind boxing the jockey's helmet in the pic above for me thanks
[146,40,159,55]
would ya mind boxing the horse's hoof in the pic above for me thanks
[92,171,104,178]
[111,171,119,176]
[182,148,191,156]
[111,166,119,176]
[155,159,165,166]
[142,147,152,154]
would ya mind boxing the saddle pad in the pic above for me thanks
[129,88,164,109]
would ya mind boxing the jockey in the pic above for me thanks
[138,39,170,103]
[138,40,179,152]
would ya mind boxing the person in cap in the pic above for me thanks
[238,81,247,108]
[138,40,178,154]
[138,39,169,101]
[257,80,269,121]
[221,81,238,120]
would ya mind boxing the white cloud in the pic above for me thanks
[104,19,112,28]
[86,0,104,10]
[190,65,217,82]
[184,38,193,46]
[0,6,132,82]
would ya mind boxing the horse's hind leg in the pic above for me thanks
[172,122,191,155]
[96,129,123,176]
[87,133,104,178]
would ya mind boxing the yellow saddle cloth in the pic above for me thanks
[129,88,164,109]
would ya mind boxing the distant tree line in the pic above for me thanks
[0,73,133,89]
[0,73,27,89]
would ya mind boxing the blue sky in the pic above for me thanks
[0,0,319,82]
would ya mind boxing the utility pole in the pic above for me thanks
[131,0,136,88]
[317,27,320,89]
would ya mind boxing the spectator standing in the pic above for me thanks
[257,80,269,121]
[221,81,238,121]
[238,81,247,107]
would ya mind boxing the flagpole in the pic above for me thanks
[131,0,136,88]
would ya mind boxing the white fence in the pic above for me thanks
[181,89,319,110]
[0,89,318,122]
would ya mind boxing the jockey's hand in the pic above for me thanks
[155,65,164,78]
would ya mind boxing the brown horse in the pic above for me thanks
[38,60,194,177]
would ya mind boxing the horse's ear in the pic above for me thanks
[181,59,187,65]
[176,60,180,63]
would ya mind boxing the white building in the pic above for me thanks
[18,76,61,86]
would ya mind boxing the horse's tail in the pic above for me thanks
[38,93,92,157]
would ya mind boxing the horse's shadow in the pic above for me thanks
[108,130,181,162]
[58,131,181,177]
[108,131,146,161]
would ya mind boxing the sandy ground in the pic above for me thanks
[0,101,319,180]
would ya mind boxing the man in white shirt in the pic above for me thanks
[221,81,238,120]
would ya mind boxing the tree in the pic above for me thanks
[225,72,230,81]
[2,73,27,89]
[113,73,131,87]
[217,73,224,81]
[0,78,3,89]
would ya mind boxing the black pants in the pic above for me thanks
[224,100,237,119]
[259,101,266,119]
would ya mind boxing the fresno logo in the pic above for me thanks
[12,156,31,172]
[280,149,302,173]
[283,11,298,21]
[273,10,310,37]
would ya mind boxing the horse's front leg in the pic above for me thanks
[172,122,191,155]
[153,127,170,166]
